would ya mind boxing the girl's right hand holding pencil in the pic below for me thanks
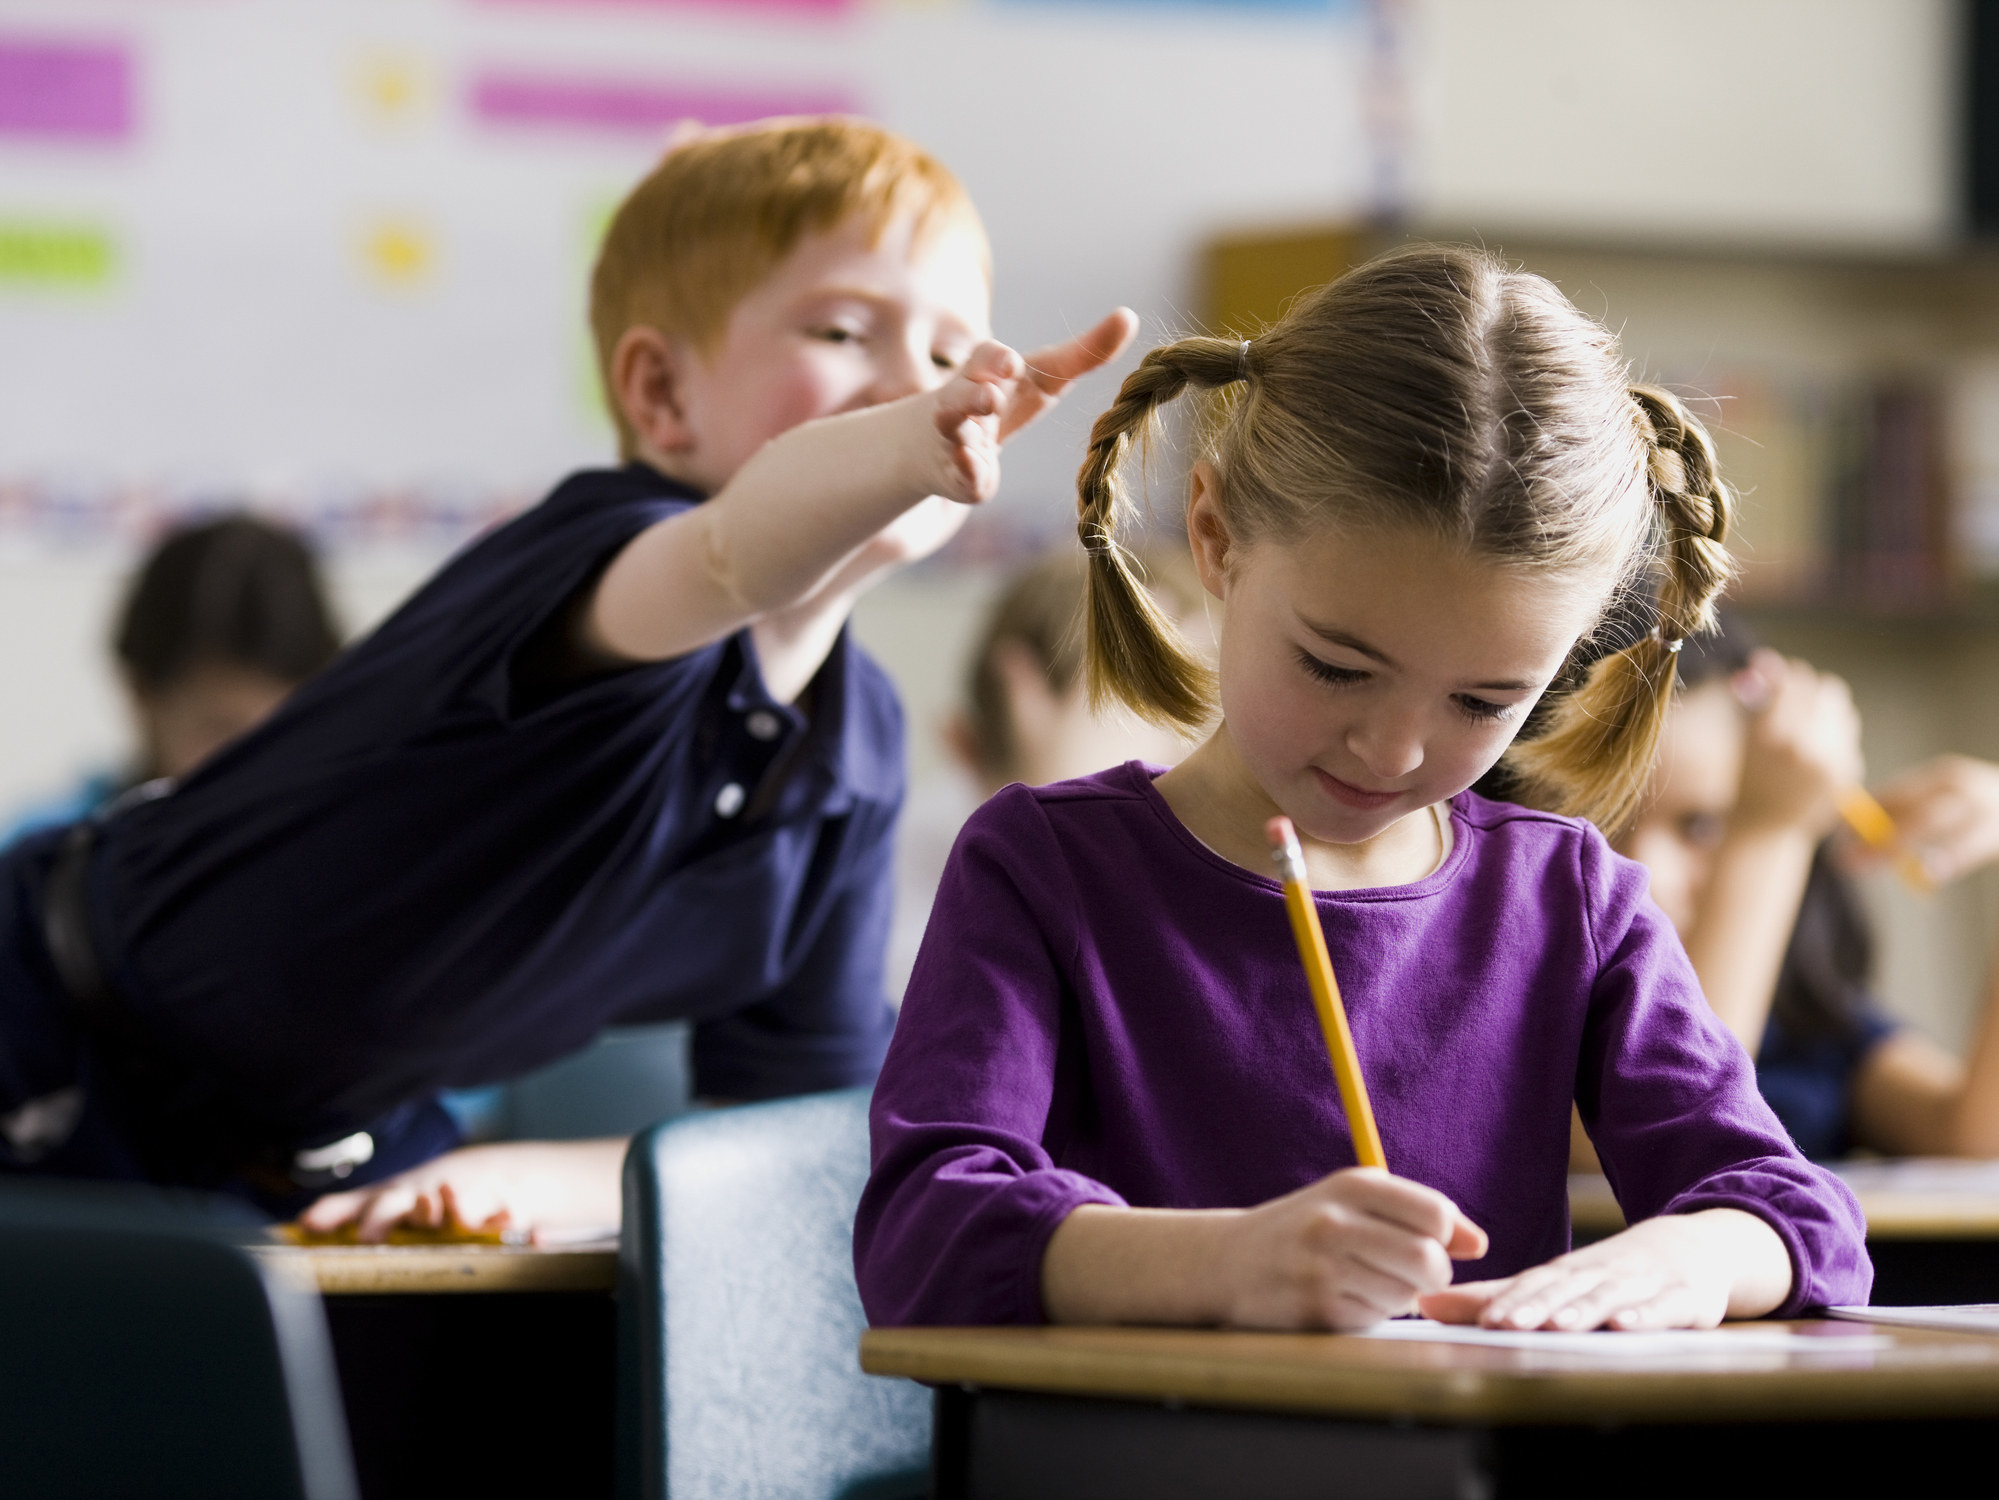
[1212,1168,1489,1330]
[1040,1170,1487,1332]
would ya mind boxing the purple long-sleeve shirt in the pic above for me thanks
[855,763,1871,1326]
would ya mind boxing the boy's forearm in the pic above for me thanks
[1040,1204,1235,1325]
[591,397,939,664]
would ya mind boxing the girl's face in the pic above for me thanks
[1192,478,1603,846]
[1615,680,1744,932]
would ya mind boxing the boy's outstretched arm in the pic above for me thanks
[584,310,1137,705]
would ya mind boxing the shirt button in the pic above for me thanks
[714,782,746,818]
[745,710,782,742]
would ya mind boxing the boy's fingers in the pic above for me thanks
[357,1186,421,1242]
[1023,307,1139,393]
[298,1191,364,1231]
[962,340,1024,384]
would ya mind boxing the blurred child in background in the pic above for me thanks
[2,515,340,843]
[1611,617,1999,1160]
[947,547,1203,797]
[886,547,1205,998]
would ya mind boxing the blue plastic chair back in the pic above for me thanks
[617,1088,929,1500]
[0,1179,357,1499]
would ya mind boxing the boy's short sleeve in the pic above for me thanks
[96,464,908,1133]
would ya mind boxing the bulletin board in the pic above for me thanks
[0,0,1381,563]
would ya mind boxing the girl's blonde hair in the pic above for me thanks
[1075,243,1733,834]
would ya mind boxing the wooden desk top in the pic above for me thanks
[1571,1160,1999,1240]
[255,1241,618,1295]
[861,1321,1999,1426]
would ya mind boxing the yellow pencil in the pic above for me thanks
[1266,815,1387,1171]
[1834,786,1933,893]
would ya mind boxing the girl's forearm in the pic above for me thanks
[1684,824,1817,1051]
[1040,1204,1238,1325]
[590,397,937,664]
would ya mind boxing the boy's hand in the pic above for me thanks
[927,342,1023,504]
[1000,307,1140,441]
[922,309,1141,506]
[1419,1207,1788,1331]
[295,1139,625,1244]
[1216,1167,1488,1331]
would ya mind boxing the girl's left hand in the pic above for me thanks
[1416,1208,1788,1331]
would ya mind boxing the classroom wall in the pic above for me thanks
[0,0,1377,808]
[1403,0,1960,248]
[3,0,1991,1054]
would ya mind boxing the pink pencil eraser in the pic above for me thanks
[1264,816,1295,848]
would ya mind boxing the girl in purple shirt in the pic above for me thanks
[856,245,1872,1333]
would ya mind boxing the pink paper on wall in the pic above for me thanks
[474,0,854,14]
[0,38,133,142]
[471,73,856,134]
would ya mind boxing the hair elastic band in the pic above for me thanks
[1235,340,1252,382]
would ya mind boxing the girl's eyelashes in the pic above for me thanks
[1453,694,1515,725]
[1295,649,1367,689]
[1296,647,1520,725]
[810,325,865,345]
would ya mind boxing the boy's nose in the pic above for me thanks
[869,337,938,403]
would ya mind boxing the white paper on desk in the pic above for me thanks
[1829,1304,1999,1335]
[1358,1319,1887,1356]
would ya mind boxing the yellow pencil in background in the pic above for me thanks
[1266,816,1387,1171]
[1835,786,1933,894]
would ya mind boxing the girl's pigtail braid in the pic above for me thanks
[1508,384,1737,834]
[1075,337,1247,727]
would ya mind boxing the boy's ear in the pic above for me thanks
[611,326,699,457]
[1185,462,1232,599]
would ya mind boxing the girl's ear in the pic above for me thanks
[1185,462,1233,600]
[611,326,698,458]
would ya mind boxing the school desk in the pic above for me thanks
[1572,1162,1999,1302]
[861,1320,1999,1500]
[257,1242,618,1500]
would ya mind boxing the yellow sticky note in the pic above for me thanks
[360,219,433,285]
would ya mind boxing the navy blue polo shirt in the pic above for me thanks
[85,464,904,1140]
